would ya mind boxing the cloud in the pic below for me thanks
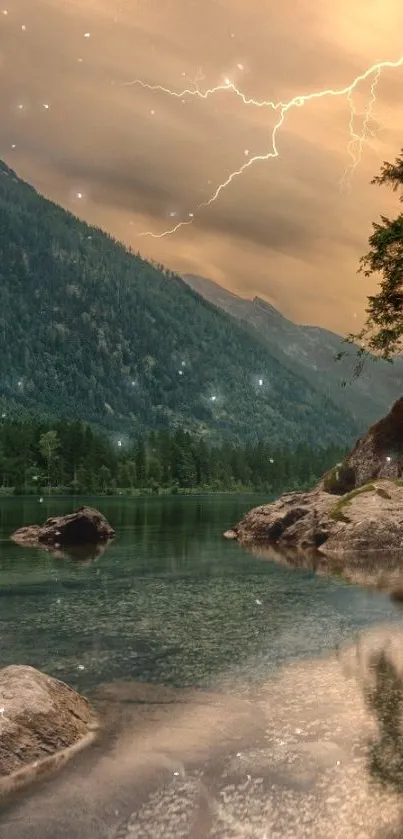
[1,0,403,333]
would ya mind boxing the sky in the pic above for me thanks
[1,0,403,334]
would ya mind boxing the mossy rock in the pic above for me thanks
[329,483,376,522]
[323,464,356,496]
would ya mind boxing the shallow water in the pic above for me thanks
[0,494,401,693]
[3,496,403,838]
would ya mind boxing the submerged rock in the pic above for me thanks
[0,665,97,785]
[11,505,114,549]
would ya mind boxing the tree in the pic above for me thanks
[347,150,403,366]
[99,464,112,493]
[39,430,60,493]
[171,430,197,488]
[125,459,137,490]
[135,441,147,486]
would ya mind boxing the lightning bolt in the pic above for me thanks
[193,66,205,88]
[124,56,403,238]
[340,67,381,193]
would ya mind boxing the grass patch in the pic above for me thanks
[330,483,376,522]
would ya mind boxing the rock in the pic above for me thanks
[231,488,336,549]
[227,398,403,562]
[230,480,403,558]
[332,396,403,492]
[11,505,115,548]
[0,665,97,783]
[320,481,403,556]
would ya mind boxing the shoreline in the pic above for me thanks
[0,725,99,801]
[3,626,403,838]
[0,488,273,499]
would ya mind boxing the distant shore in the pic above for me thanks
[0,483,314,499]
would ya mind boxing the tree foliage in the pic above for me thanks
[0,416,345,496]
[39,429,60,492]
[347,150,403,363]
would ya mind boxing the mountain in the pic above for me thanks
[183,274,403,427]
[0,159,361,446]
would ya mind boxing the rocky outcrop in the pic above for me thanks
[0,666,97,786]
[229,487,336,550]
[11,506,114,549]
[227,397,403,560]
[228,479,403,558]
[324,396,403,493]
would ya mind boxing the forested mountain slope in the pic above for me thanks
[183,274,403,428]
[0,160,358,446]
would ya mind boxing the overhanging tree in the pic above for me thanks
[347,150,403,366]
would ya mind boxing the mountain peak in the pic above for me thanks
[252,297,288,322]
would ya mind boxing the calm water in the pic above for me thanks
[0,494,401,694]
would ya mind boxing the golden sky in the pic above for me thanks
[1,0,403,334]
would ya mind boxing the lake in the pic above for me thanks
[0,494,401,694]
[3,495,403,839]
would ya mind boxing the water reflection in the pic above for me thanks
[250,543,403,603]
[0,495,262,569]
[0,496,402,696]
[0,484,403,836]
[15,540,113,564]
[4,626,403,838]
[365,649,403,793]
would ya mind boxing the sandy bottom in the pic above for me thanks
[2,626,403,838]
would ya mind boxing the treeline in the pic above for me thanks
[0,418,346,495]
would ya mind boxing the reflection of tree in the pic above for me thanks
[365,650,403,792]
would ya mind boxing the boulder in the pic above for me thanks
[229,480,403,558]
[0,665,96,782]
[228,397,403,560]
[319,481,403,556]
[11,505,114,548]
[230,487,336,551]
